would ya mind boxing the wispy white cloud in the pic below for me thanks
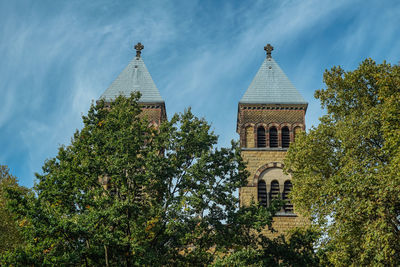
[0,0,187,185]
[1,0,399,187]
[158,0,352,146]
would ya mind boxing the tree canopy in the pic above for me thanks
[285,59,400,266]
[2,93,318,266]
[0,165,27,254]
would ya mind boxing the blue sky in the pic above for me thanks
[1,0,399,188]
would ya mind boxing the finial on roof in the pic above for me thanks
[264,44,274,59]
[134,42,144,58]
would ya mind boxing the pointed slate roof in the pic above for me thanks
[100,54,164,103]
[240,55,307,105]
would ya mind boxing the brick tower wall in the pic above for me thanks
[140,102,167,126]
[237,103,308,235]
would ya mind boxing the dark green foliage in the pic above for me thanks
[213,227,320,267]
[285,59,400,266]
[2,93,307,266]
[0,165,28,254]
[2,93,319,265]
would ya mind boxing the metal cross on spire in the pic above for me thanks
[134,42,144,58]
[264,44,274,59]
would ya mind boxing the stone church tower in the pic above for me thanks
[99,42,166,126]
[237,44,308,233]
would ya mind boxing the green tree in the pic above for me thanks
[3,93,289,266]
[0,165,27,254]
[285,59,400,266]
[213,227,320,266]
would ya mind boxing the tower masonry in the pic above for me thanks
[237,44,308,234]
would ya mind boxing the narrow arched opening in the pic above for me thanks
[257,126,266,148]
[269,180,280,204]
[258,180,267,207]
[282,126,290,148]
[283,180,293,213]
[269,127,278,148]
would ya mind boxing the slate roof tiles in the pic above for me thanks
[240,57,307,105]
[100,56,164,103]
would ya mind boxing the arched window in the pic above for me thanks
[283,181,293,213]
[257,126,266,148]
[269,180,280,203]
[293,126,302,142]
[282,126,290,148]
[269,127,278,148]
[258,180,267,207]
[258,168,295,215]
